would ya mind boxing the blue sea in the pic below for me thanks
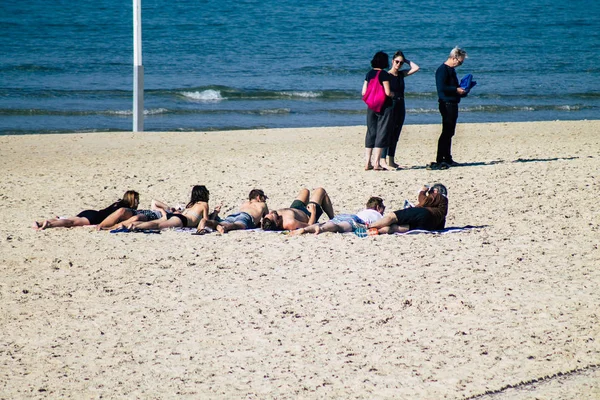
[1,0,599,134]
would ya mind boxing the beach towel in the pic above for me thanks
[110,227,161,234]
[392,225,481,235]
[460,74,477,95]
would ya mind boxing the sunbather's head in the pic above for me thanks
[249,189,268,202]
[188,185,209,208]
[261,211,283,231]
[366,196,386,214]
[431,183,448,197]
[120,190,140,209]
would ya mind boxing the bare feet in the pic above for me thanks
[33,220,50,230]
[216,225,226,234]
[365,163,373,171]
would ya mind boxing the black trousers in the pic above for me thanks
[365,106,392,148]
[387,99,406,158]
[436,100,459,163]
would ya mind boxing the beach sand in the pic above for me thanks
[1,120,599,398]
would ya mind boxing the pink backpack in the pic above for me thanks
[362,70,387,112]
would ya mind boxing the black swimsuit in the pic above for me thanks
[77,203,121,225]
[166,212,188,227]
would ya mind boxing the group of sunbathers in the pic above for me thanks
[32,183,449,235]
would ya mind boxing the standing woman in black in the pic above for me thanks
[362,51,394,171]
[383,50,420,169]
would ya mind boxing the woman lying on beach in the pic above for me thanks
[126,185,218,231]
[32,190,139,230]
[95,199,172,230]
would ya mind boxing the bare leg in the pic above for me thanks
[309,188,334,219]
[379,224,409,234]
[106,214,147,230]
[368,212,398,230]
[364,148,374,170]
[373,148,390,170]
[387,155,398,169]
[97,208,136,230]
[217,221,246,234]
[295,188,310,205]
[33,217,90,230]
[132,217,183,231]
[321,221,355,234]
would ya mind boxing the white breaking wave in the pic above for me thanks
[109,108,168,116]
[279,91,321,98]
[182,90,224,102]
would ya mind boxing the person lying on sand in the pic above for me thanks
[126,185,218,231]
[96,199,171,230]
[369,183,448,234]
[32,190,139,230]
[260,187,335,231]
[291,196,385,235]
[196,189,269,234]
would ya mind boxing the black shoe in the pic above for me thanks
[446,160,461,167]
[426,162,449,170]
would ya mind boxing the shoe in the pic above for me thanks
[426,162,449,170]
[446,160,461,167]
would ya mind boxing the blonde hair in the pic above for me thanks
[120,190,139,209]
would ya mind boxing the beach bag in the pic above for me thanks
[362,70,387,112]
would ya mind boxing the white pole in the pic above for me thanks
[133,0,144,132]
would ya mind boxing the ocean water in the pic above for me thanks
[1,0,599,134]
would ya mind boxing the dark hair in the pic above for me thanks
[117,190,139,209]
[393,50,405,60]
[261,217,279,231]
[370,51,389,69]
[187,185,209,208]
[249,189,267,201]
[366,196,384,210]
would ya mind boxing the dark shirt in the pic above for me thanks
[389,73,405,100]
[436,63,461,103]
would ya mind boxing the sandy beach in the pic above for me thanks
[1,120,599,399]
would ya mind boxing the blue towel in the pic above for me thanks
[460,74,477,95]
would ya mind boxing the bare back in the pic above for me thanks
[182,201,209,227]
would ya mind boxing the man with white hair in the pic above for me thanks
[428,47,468,170]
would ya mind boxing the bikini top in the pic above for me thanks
[183,209,201,221]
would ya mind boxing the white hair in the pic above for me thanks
[449,46,467,59]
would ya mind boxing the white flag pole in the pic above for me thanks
[133,0,144,132]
